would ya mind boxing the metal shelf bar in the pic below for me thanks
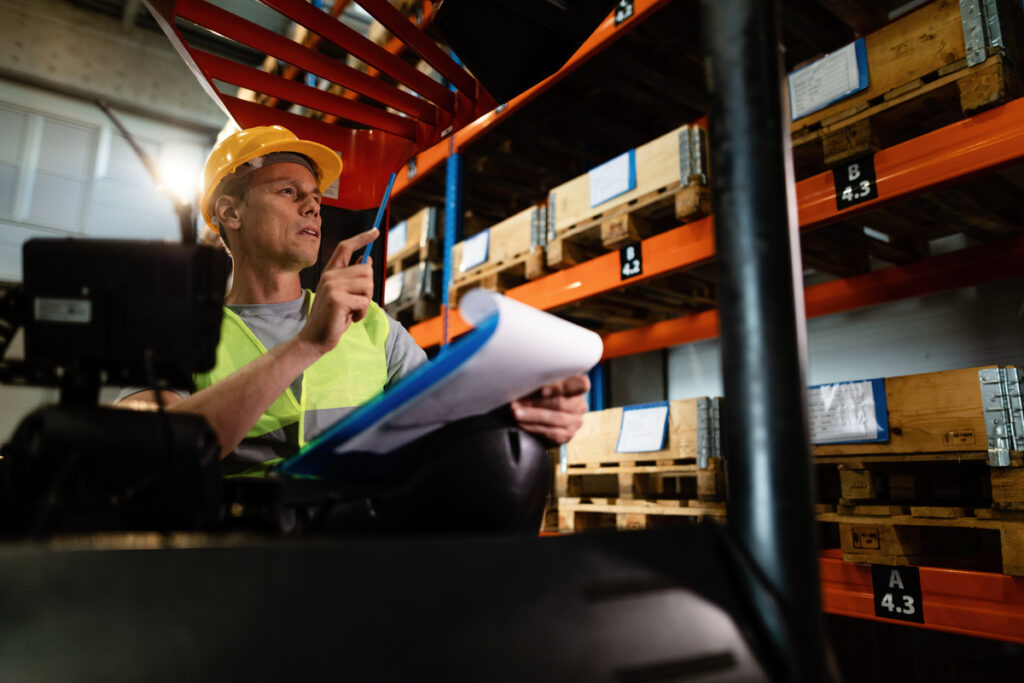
[820,552,1024,645]
[189,50,419,138]
[258,0,456,109]
[357,0,475,96]
[600,234,1024,359]
[391,0,674,196]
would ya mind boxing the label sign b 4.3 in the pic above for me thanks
[833,155,878,210]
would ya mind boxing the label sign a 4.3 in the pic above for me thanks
[871,564,924,624]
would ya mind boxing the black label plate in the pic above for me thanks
[619,241,642,280]
[833,155,878,210]
[871,564,924,624]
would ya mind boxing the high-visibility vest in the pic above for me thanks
[193,290,389,449]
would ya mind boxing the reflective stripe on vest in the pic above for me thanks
[193,291,389,448]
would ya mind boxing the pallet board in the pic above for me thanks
[546,125,710,268]
[818,508,1024,576]
[556,458,726,503]
[566,398,716,466]
[815,453,1024,511]
[449,205,546,305]
[814,366,1004,457]
[384,261,441,327]
[790,0,1024,172]
[557,497,727,533]
[385,206,440,276]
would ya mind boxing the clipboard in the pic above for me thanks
[278,290,604,480]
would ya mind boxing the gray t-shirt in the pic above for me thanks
[116,291,427,464]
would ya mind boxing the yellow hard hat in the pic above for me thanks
[201,125,342,233]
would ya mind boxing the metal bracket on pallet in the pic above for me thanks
[678,126,709,187]
[697,397,722,469]
[961,0,1006,68]
[978,366,1024,466]
[530,205,547,249]
[546,193,557,243]
[418,261,432,299]
[425,206,438,244]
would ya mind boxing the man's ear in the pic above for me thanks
[214,195,242,232]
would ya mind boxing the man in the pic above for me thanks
[119,125,589,531]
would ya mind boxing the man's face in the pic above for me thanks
[234,162,322,270]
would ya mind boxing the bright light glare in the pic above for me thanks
[158,157,201,206]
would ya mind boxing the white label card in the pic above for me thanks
[34,298,91,324]
[789,38,868,120]
[460,230,489,272]
[589,150,636,208]
[387,221,408,258]
[807,380,880,443]
[383,272,404,306]
[616,402,670,453]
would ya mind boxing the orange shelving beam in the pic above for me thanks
[820,550,1024,645]
[392,0,673,194]
[408,94,1024,349]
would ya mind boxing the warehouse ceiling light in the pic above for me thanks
[158,155,202,207]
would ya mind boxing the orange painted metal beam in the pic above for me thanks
[409,96,1024,349]
[798,95,1024,228]
[393,0,672,197]
[600,235,1024,359]
[820,550,1024,645]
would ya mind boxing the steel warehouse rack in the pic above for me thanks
[145,0,1024,650]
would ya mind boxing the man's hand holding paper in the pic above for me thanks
[512,374,590,445]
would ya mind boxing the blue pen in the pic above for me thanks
[360,172,397,264]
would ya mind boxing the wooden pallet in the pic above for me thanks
[386,244,439,277]
[556,458,726,503]
[385,206,440,276]
[815,452,1024,512]
[557,497,727,533]
[814,366,1004,457]
[818,505,1024,576]
[789,0,1024,173]
[545,182,711,270]
[385,296,440,329]
[448,248,546,307]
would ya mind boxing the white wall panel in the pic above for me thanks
[667,276,1024,400]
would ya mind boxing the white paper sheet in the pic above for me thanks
[386,221,408,258]
[616,404,669,453]
[460,230,489,271]
[589,150,635,208]
[807,380,879,443]
[383,271,404,306]
[335,289,603,454]
[788,40,866,120]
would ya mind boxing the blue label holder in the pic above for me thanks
[788,37,869,121]
[615,400,670,453]
[808,377,888,444]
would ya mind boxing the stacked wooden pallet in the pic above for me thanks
[555,398,726,533]
[554,366,1024,576]
[383,206,442,327]
[545,123,711,271]
[788,0,1024,174]
[812,365,1024,576]
[448,204,547,306]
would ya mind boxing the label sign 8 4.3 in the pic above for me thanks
[833,155,878,210]
[870,564,924,624]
